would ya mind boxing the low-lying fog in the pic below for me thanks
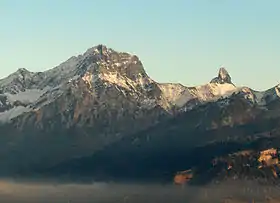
[0,179,279,202]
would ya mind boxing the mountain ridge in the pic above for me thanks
[1,44,279,125]
[1,44,278,92]
[0,45,280,184]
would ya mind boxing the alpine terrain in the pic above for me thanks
[1,45,280,185]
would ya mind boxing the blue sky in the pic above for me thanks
[0,0,280,90]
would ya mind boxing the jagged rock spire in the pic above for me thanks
[210,67,232,84]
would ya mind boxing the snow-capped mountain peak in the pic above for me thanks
[0,45,165,123]
[0,45,280,125]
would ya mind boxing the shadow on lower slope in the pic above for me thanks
[37,117,280,185]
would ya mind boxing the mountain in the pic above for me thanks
[1,45,280,184]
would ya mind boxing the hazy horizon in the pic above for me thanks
[0,179,276,202]
[1,1,280,90]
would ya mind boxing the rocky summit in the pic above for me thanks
[210,67,232,84]
[1,45,280,184]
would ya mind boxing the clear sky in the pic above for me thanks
[0,0,280,91]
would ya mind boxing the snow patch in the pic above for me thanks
[0,106,30,123]
[210,83,237,96]
[101,72,131,90]
[33,87,64,109]
[174,92,194,107]
[101,72,147,93]
[191,83,237,101]
[158,84,193,107]
[4,88,50,105]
